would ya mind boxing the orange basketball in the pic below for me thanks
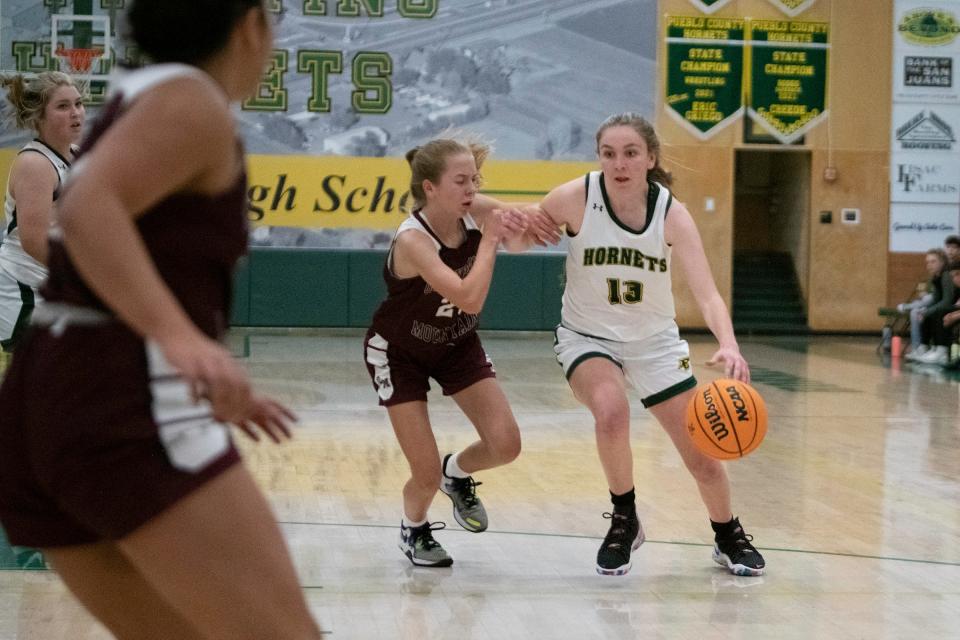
[685,379,767,460]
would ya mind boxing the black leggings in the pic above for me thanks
[922,309,955,346]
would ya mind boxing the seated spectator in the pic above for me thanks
[945,235,960,263]
[903,249,947,360]
[914,260,960,365]
[941,262,960,365]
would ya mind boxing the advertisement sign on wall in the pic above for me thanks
[890,202,960,252]
[890,1,960,252]
[890,154,960,205]
[892,1,960,103]
[893,53,959,103]
[891,104,959,153]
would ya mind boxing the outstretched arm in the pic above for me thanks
[666,200,749,382]
[470,193,561,250]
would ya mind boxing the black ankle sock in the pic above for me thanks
[711,516,740,539]
[610,488,636,514]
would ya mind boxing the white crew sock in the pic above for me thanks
[444,451,469,479]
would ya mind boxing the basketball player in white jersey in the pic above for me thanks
[532,113,765,577]
[0,72,84,355]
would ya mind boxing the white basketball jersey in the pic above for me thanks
[561,171,676,342]
[0,140,73,288]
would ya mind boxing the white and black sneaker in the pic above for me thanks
[712,518,765,576]
[596,511,645,576]
[399,521,453,567]
[440,454,488,532]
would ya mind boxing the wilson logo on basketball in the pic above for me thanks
[686,379,767,460]
[700,387,730,441]
[726,385,750,422]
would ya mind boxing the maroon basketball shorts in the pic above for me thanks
[0,321,240,547]
[363,329,496,406]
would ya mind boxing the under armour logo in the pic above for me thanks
[678,357,690,370]
[593,202,604,212]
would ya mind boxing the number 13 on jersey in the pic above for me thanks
[606,278,643,305]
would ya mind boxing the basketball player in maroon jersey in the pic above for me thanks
[363,138,532,566]
[0,1,324,638]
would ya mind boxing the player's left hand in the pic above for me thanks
[233,394,297,443]
[527,207,562,246]
[706,346,751,383]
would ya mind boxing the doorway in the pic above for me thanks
[732,150,811,332]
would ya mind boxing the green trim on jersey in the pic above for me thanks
[641,375,697,408]
[557,323,616,343]
[598,175,662,236]
[1,282,35,352]
[565,351,622,381]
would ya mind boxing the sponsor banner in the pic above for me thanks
[686,0,735,14]
[746,20,830,144]
[891,104,959,153]
[665,17,745,139]
[246,154,593,230]
[890,152,960,204]
[767,0,818,18]
[893,52,958,103]
[890,202,960,252]
[894,1,960,52]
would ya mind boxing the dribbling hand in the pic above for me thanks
[706,346,751,383]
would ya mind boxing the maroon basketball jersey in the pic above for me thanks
[42,65,248,339]
[370,210,483,354]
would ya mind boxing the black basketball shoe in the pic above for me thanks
[712,518,765,576]
[596,510,645,576]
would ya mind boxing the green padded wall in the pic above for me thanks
[232,248,565,330]
[348,251,389,328]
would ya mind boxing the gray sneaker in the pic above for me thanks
[399,521,453,567]
[440,454,488,532]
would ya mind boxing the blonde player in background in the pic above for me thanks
[0,71,84,361]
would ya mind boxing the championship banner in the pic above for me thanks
[686,0,734,14]
[665,16,744,139]
[766,0,817,18]
[746,20,829,144]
